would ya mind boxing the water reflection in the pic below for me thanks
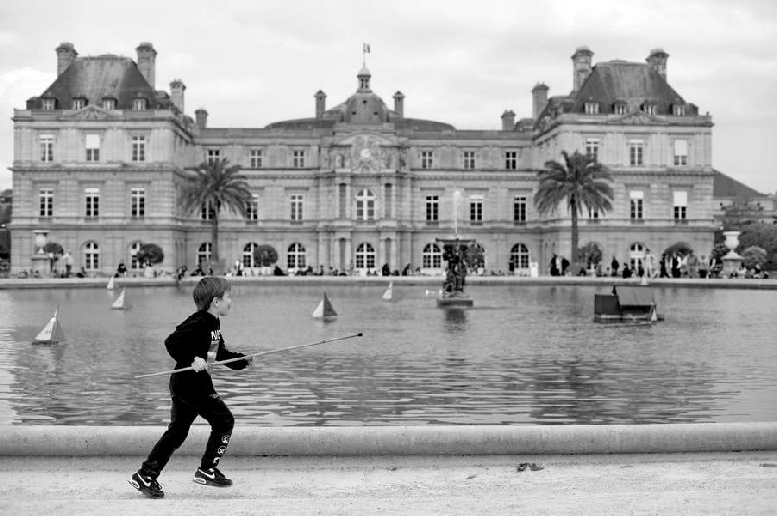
[0,284,776,425]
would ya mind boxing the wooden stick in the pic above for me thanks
[135,332,363,378]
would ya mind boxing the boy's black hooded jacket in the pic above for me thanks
[164,310,248,395]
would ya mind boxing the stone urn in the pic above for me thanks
[722,230,743,277]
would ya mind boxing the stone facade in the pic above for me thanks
[8,43,716,276]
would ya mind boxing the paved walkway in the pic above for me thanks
[3,452,777,515]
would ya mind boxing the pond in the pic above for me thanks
[1,282,775,426]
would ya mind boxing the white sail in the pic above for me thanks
[106,276,114,290]
[382,282,393,301]
[111,289,126,310]
[312,292,337,318]
[33,308,65,344]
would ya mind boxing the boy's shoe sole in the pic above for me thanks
[128,474,164,498]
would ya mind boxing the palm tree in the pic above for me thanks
[534,150,614,270]
[182,158,252,269]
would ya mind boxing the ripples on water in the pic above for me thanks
[0,283,775,426]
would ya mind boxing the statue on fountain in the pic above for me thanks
[436,237,481,307]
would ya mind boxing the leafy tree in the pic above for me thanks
[710,243,729,263]
[137,243,164,266]
[663,242,692,258]
[534,151,614,267]
[740,246,767,269]
[43,242,63,271]
[182,158,252,267]
[577,242,603,265]
[253,244,278,267]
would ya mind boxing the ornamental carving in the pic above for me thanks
[350,136,383,173]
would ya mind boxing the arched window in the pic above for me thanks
[510,243,530,270]
[129,241,143,269]
[287,242,307,271]
[243,242,258,268]
[355,188,376,221]
[422,243,442,269]
[355,242,376,270]
[197,242,212,265]
[83,241,100,270]
[629,243,646,270]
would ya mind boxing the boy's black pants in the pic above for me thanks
[140,389,234,478]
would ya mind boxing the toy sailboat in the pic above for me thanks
[312,292,337,319]
[32,307,66,345]
[111,288,127,310]
[106,275,115,290]
[382,282,394,302]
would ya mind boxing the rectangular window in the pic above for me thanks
[39,188,53,217]
[132,98,146,110]
[585,102,599,114]
[463,151,476,170]
[85,187,100,218]
[207,149,221,165]
[85,134,100,162]
[420,151,433,170]
[629,140,644,166]
[290,194,304,221]
[72,98,85,110]
[630,190,644,220]
[201,200,215,220]
[42,98,55,110]
[384,183,393,218]
[504,151,517,170]
[250,149,263,168]
[673,190,688,220]
[425,195,439,222]
[469,195,483,225]
[673,104,686,116]
[585,138,600,161]
[40,135,54,162]
[131,188,145,218]
[102,98,116,110]
[131,135,146,162]
[246,194,259,221]
[614,103,626,115]
[338,183,347,218]
[513,195,527,223]
[673,139,688,166]
[293,150,306,168]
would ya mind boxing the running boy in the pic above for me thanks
[130,276,253,498]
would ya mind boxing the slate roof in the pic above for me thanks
[713,170,765,198]
[28,55,169,110]
[571,60,692,115]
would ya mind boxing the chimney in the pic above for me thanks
[393,91,405,118]
[56,42,77,75]
[501,110,515,131]
[136,42,157,89]
[315,90,326,118]
[646,48,669,80]
[195,109,208,129]
[531,83,549,120]
[169,80,186,113]
[571,46,594,93]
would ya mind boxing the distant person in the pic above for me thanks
[76,267,87,278]
[62,250,73,278]
[611,256,620,277]
[115,261,127,278]
[129,276,253,499]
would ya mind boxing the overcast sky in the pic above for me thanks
[1,0,776,194]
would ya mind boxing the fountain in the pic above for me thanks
[721,230,743,278]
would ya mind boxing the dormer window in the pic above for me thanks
[102,97,116,110]
[132,97,147,111]
[584,102,599,115]
[71,97,87,110]
[672,103,686,116]
[613,102,626,115]
[41,98,56,111]
[641,102,656,116]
